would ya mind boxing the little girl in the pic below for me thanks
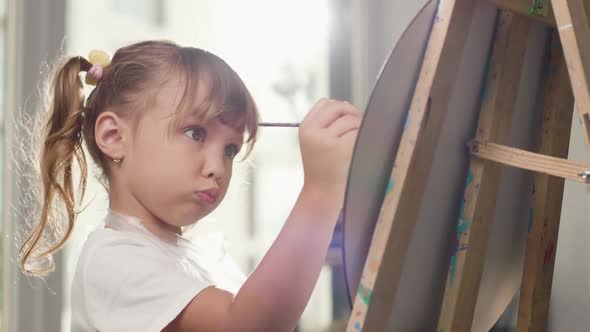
[19,40,361,331]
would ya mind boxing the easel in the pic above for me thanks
[346,0,590,331]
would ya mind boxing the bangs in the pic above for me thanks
[171,48,259,158]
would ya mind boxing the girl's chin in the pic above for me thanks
[175,209,213,226]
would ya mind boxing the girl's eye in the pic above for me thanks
[225,145,239,159]
[184,127,206,142]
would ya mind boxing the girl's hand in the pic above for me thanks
[299,98,361,205]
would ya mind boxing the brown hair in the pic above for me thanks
[19,40,259,276]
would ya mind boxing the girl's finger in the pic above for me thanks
[316,101,359,129]
[327,114,362,138]
[304,98,330,120]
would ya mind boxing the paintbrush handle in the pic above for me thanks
[258,122,300,127]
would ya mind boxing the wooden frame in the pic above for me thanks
[489,0,557,26]
[516,30,575,332]
[347,0,590,331]
[437,11,532,332]
[347,0,479,330]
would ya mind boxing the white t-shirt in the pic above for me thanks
[70,210,246,332]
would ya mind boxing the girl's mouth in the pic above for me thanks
[195,189,219,204]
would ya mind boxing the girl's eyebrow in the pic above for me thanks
[179,109,243,141]
[182,110,202,120]
[229,134,245,145]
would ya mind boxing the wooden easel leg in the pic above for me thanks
[437,12,532,332]
[346,0,478,330]
[516,30,575,332]
[552,0,590,160]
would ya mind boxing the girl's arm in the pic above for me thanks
[165,184,340,332]
[164,99,360,332]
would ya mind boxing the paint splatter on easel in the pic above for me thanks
[403,114,411,131]
[350,276,375,330]
[480,56,495,104]
[435,0,445,22]
[542,241,555,272]
[357,284,373,306]
[386,178,395,195]
[449,168,473,287]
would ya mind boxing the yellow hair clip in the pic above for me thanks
[85,49,111,86]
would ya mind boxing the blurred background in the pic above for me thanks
[0,0,432,331]
[2,1,590,331]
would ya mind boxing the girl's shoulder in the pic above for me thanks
[70,226,217,332]
[75,226,166,285]
[75,221,216,287]
[77,211,181,272]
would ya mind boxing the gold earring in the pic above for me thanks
[113,156,123,164]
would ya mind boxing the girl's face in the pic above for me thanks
[120,76,244,230]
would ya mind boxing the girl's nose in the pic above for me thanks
[201,147,226,180]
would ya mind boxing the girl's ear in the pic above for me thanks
[95,111,127,161]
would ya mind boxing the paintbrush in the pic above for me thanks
[258,122,300,127]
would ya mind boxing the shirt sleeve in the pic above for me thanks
[82,240,213,332]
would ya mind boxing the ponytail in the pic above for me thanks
[19,56,92,276]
